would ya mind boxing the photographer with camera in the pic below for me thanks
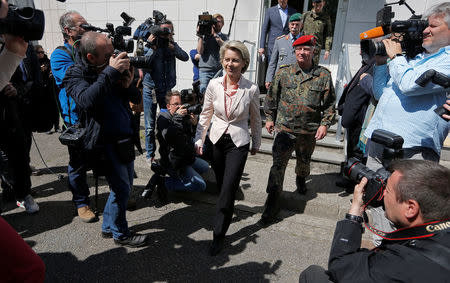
[63,32,147,247]
[0,0,29,90]
[196,13,228,95]
[299,159,450,283]
[142,19,189,164]
[363,2,450,246]
[49,11,98,223]
[147,90,208,195]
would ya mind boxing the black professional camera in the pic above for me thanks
[360,2,428,59]
[416,69,450,121]
[197,12,217,37]
[82,13,151,69]
[0,0,45,41]
[181,80,202,115]
[344,129,404,207]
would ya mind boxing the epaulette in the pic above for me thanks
[313,65,331,76]
[276,34,287,40]
[279,64,290,69]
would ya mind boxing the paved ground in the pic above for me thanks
[0,130,372,282]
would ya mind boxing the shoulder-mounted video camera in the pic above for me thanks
[133,10,170,53]
[360,0,428,59]
[197,12,217,37]
[344,129,404,207]
[0,0,45,41]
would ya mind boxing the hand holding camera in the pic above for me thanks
[175,104,188,116]
[109,52,130,73]
[382,38,403,59]
[349,177,367,216]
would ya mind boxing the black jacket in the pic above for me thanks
[63,62,141,148]
[328,220,450,282]
[157,110,195,175]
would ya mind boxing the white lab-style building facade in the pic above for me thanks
[35,0,444,90]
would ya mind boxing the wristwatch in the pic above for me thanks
[391,53,403,60]
[345,213,363,224]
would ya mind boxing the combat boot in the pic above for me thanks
[296,176,307,195]
[261,191,281,225]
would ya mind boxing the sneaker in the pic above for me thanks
[16,195,39,214]
[114,233,148,248]
[77,206,97,223]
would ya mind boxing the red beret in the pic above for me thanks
[292,35,316,47]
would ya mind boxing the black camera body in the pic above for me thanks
[344,129,404,207]
[133,10,169,52]
[0,0,45,41]
[416,69,450,122]
[148,25,171,49]
[106,12,135,54]
[197,12,217,37]
[361,4,427,59]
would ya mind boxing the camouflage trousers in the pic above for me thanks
[266,131,316,193]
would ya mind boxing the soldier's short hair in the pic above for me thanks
[219,40,250,73]
[388,159,450,221]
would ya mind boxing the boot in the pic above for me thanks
[261,191,281,225]
[296,176,307,195]
[77,206,97,223]
[141,174,160,199]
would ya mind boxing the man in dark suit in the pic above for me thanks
[259,0,297,61]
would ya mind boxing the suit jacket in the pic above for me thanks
[259,5,297,58]
[195,76,262,150]
[265,34,299,83]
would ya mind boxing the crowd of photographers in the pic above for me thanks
[0,0,449,281]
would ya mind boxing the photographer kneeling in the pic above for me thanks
[150,91,208,194]
[63,32,147,247]
[300,159,450,282]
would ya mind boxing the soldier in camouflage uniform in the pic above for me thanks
[301,0,333,65]
[261,35,336,224]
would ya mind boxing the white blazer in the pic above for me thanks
[195,76,262,150]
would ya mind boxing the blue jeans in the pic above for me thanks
[102,143,134,240]
[143,86,169,159]
[143,86,157,159]
[165,158,209,191]
[199,69,222,94]
[67,145,89,208]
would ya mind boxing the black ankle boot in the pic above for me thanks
[296,176,307,195]
[209,236,224,256]
[261,191,281,224]
[141,174,160,199]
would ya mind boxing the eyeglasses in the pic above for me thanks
[169,103,181,106]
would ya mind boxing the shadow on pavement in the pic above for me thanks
[38,203,282,282]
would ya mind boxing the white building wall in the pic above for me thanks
[35,0,261,90]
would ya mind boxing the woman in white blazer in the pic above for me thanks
[195,40,262,256]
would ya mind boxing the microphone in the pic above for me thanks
[359,26,390,40]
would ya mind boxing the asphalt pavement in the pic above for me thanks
[1,130,364,282]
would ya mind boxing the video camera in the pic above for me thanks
[360,0,428,59]
[133,10,170,54]
[181,80,202,115]
[197,12,217,37]
[344,129,404,207]
[0,0,45,41]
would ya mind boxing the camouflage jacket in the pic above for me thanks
[264,63,336,134]
[301,10,333,51]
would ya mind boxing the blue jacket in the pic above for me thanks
[50,42,78,124]
[63,61,141,141]
[142,42,189,92]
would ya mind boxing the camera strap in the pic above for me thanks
[364,219,450,241]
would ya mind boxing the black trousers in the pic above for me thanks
[211,134,249,238]
[299,265,333,283]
